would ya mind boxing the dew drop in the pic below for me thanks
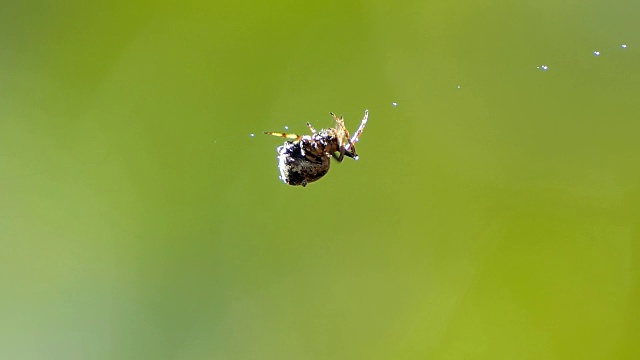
[250,133,255,138]
[594,51,600,56]
[284,126,289,130]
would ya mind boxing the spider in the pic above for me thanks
[264,110,369,186]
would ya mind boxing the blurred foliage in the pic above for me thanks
[1,0,639,359]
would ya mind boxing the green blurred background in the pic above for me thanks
[1,1,639,359]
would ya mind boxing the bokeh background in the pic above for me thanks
[1,1,639,359]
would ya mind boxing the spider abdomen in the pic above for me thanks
[276,141,330,187]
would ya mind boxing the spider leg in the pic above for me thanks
[329,111,352,145]
[342,126,355,153]
[329,111,364,159]
[329,112,342,124]
[264,131,302,141]
[306,122,317,134]
[344,109,368,152]
[344,149,357,159]
[335,114,357,157]
[331,146,345,162]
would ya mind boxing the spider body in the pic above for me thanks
[265,110,368,186]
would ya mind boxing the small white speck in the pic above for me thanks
[284,126,289,130]
[353,155,360,160]
[250,133,255,137]
[538,65,548,71]
[392,102,398,106]
[622,44,627,48]
[457,85,461,89]
[594,51,600,56]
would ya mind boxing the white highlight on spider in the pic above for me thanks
[594,51,600,56]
